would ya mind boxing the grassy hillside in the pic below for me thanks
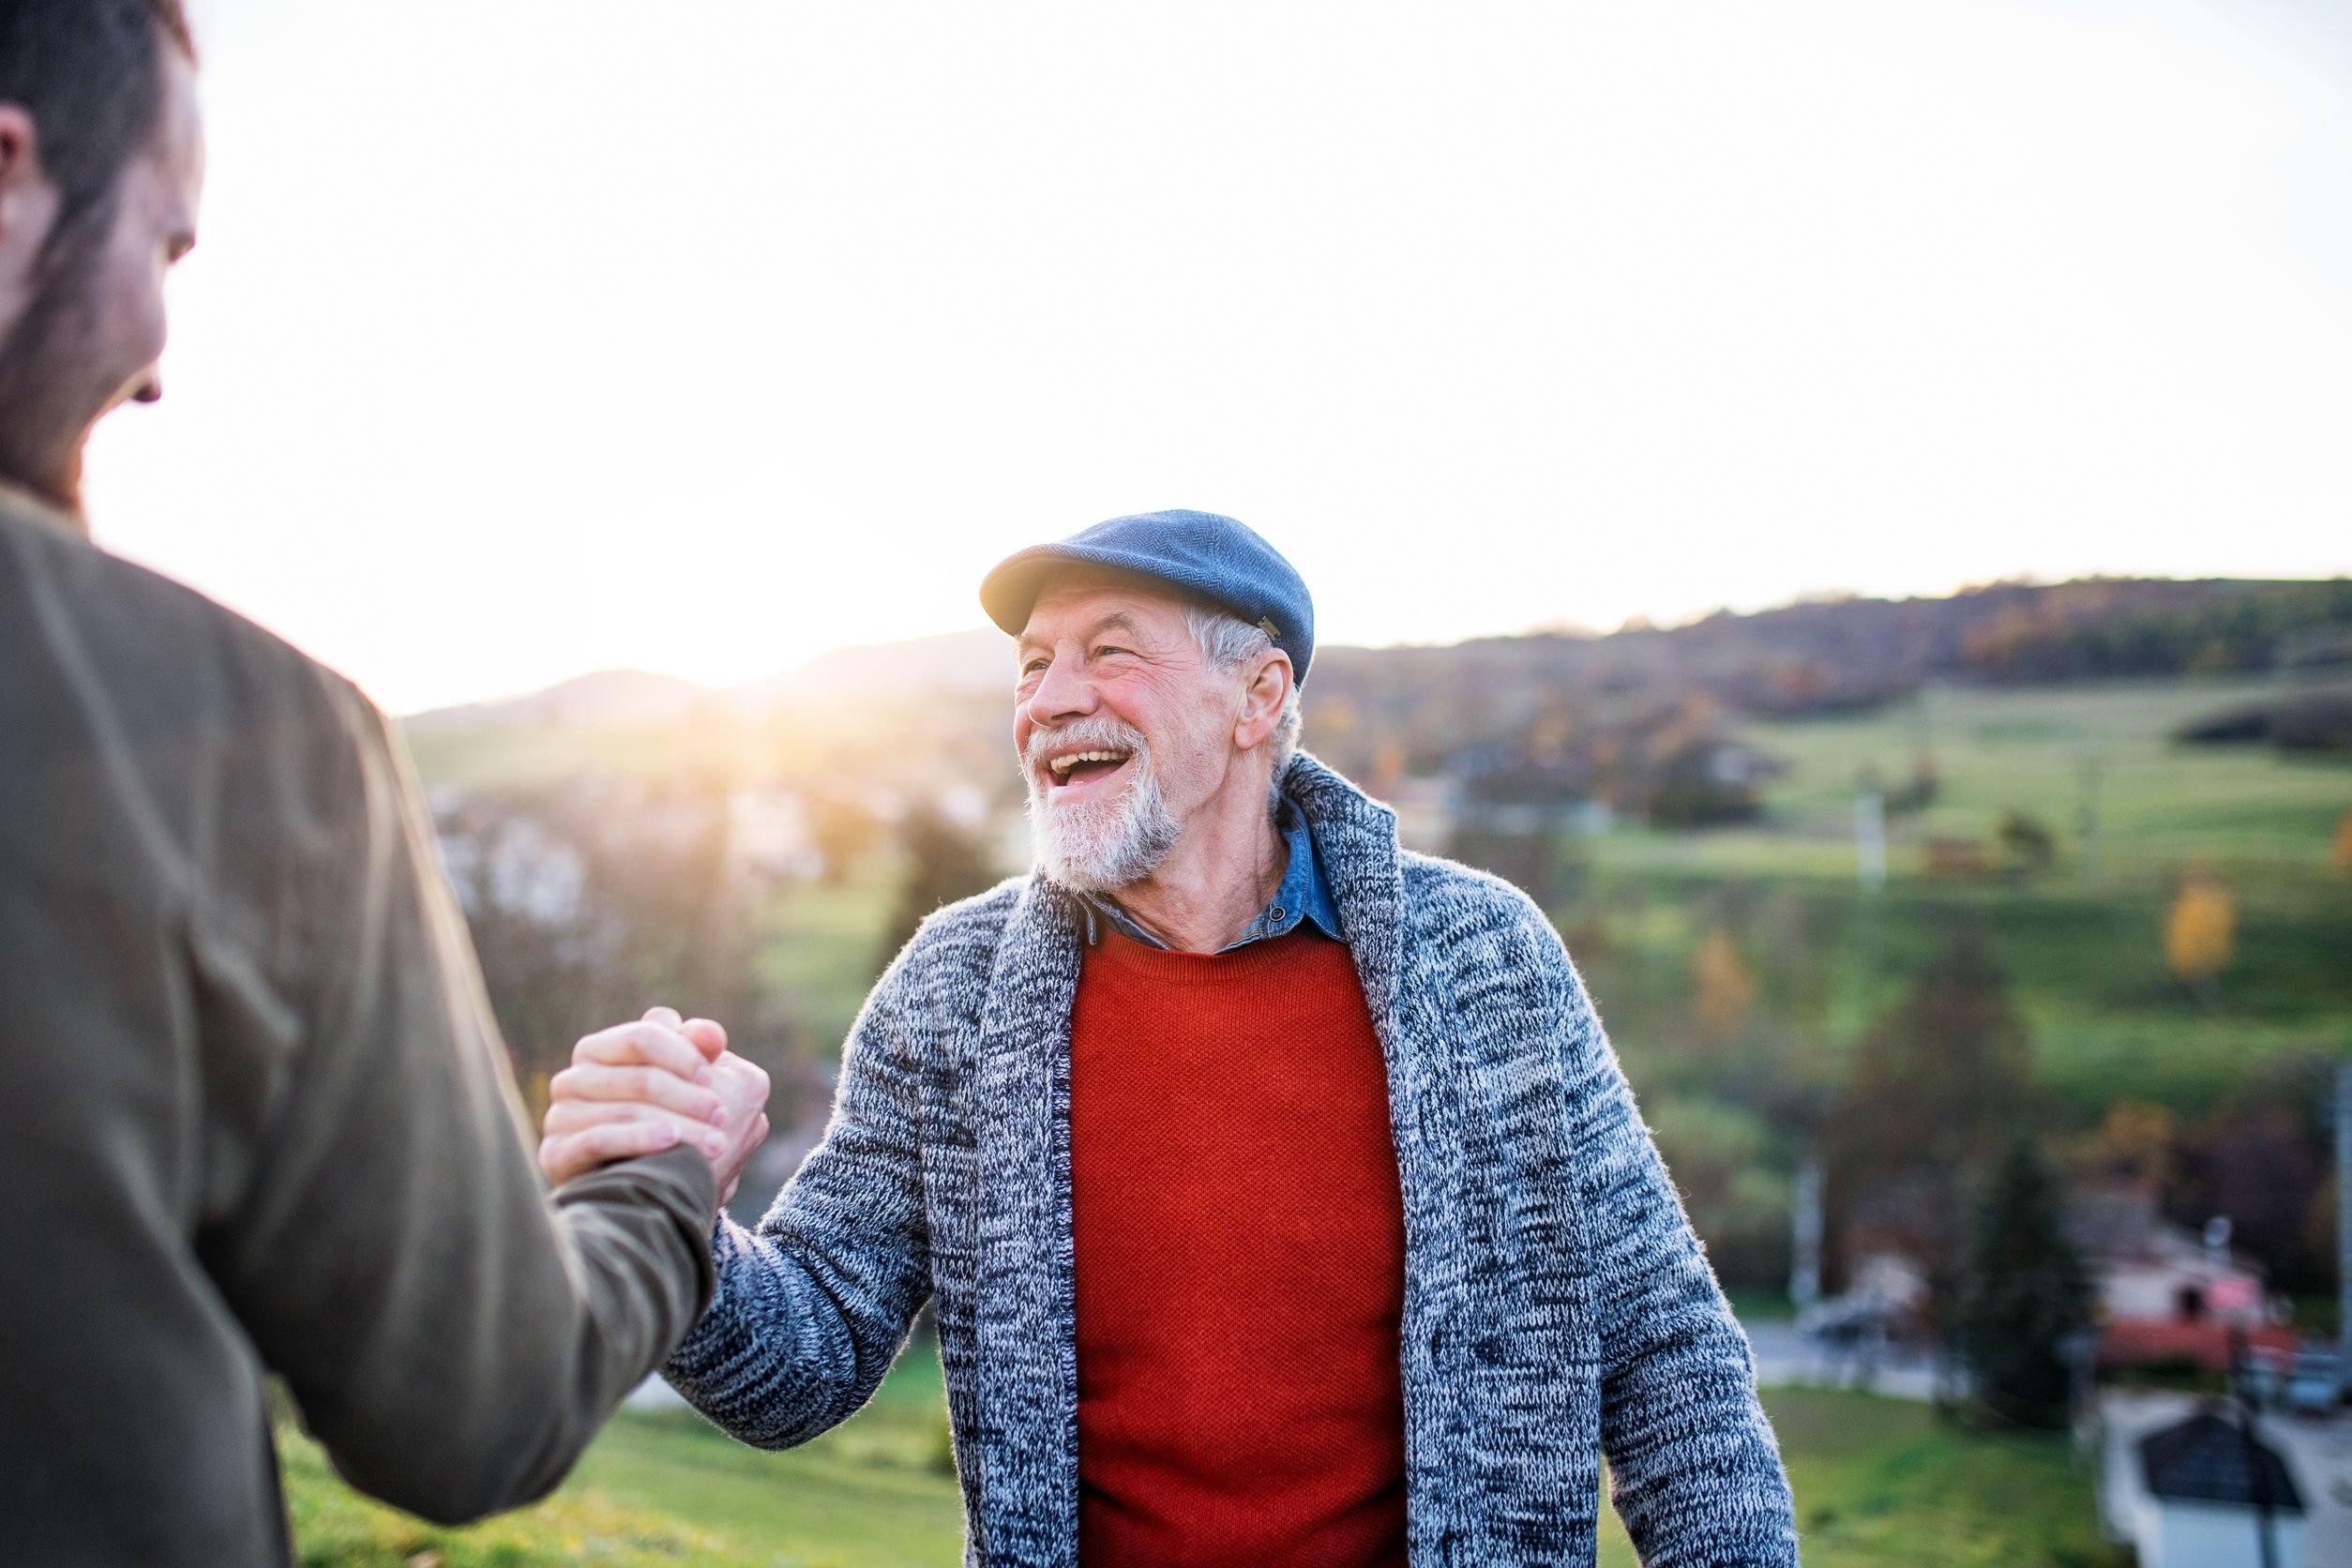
[1571,671,2352,1116]
[754,858,905,1061]
[1732,673,2347,876]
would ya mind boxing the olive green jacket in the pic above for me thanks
[0,488,718,1565]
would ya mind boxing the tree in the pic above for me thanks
[1646,1094,1794,1288]
[1692,927,1758,1044]
[2075,1099,2176,1189]
[436,774,759,1110]
[1827,927,2036,1324]
[1956,1135,2093,1428]
[2168,1065,2335,1296]
[1995,810,2056,879]
[807,792,886,884]
[876,804,1003,969]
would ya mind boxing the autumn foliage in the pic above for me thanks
[2162,876,2236,991]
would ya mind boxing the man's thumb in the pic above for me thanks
[682,1018,729,1060]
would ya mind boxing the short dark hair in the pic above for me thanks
[0,0,195,256]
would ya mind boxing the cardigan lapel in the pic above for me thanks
[1283,754,1469,1553]
[969,872,1086,1567]
[1282,756,1406,1043]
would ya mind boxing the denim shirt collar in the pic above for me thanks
[1081,798,1344,953]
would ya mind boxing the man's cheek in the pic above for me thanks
[98,231,170,394]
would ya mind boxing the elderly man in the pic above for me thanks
[0,4,771,1560]
[560,509,1799,1564]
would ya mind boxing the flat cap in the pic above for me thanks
[979,509,1317,685]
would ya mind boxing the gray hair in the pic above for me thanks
[1184,604,1304,779]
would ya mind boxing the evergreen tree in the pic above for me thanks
[1956,1134,2093,1428]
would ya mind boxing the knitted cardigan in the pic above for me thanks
[667,755,1800,1567]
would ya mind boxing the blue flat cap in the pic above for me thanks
[979,509,1317,685]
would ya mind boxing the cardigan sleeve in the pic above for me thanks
[662,959,934,1448]
[1538,926,1801,1566]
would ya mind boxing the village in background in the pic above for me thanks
[316,573,2352,1567]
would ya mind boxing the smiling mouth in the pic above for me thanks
[1043,747,1134,791]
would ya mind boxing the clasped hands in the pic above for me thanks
[538,1005,772,1205]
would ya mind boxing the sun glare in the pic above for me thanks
[80,0,2352,715]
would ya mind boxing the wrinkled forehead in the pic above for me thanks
[1016,566,1195,648]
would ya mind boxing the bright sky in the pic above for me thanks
[79,0,2352,715]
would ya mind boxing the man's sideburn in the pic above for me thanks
[0,202,124,513]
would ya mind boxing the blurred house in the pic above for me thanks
[2071,1186,2292,1372]
[1797,1253,1930,1344]
[729,787,822,881]
[1922,837,1994,879]
[1448,744,1598,837]
[2117,1408,2305,1568]
[436,809,588,925]
[1442,745,1604,904]
[1642,737,1776,828]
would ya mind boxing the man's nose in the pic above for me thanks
[1024,656,1096,726]
[130,369,162,404]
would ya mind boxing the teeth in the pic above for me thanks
[1048,749,1130,776]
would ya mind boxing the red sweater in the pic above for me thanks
[1069,926,1409,1568]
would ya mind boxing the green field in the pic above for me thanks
[281,1344,962,1567]
[283,1341,2118,1567]
[1564,672,2352,1118]
[756,861,904,1058]
[1604,1388,2121,1567]
[1739,673,2347,873]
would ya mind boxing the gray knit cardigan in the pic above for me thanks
[667,755,1800,1566]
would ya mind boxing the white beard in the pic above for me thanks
[1024,717,1182,894]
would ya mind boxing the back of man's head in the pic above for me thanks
[0,0,193,250]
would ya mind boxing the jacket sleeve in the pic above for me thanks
[661,956,934,1448]
[197,676,718,1525]
[1537,920,1801,1566]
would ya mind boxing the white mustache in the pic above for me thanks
[1024,716,1152,776]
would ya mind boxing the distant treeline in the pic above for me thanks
[1305,578,2352,776]
[1954,578,2352,685]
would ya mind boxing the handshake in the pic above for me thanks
[537,1005,774,1205]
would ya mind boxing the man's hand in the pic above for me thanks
[539,1007,772,1203]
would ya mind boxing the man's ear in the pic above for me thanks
[0,105,59,308]
[1234,650,1295,752]
[0,105,46,217]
